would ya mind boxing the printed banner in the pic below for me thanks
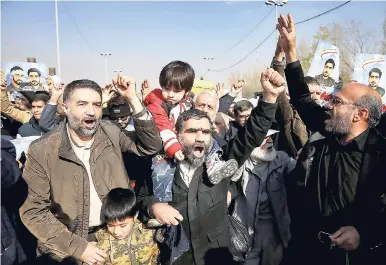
[307,41,340,94]
[192,79,215,95]
[352,53,386,104]
[2,62,49,92]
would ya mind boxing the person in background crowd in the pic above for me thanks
[38,83,66,132]
[213,112,233,144]
[45,76,55,92]
[94,188,159,265]
[20,76,162,265]
[6,66,24,93]
[193,90,235,147]
[233,129,296,265]
[107,95,133,131]
[1,70,31,138]
[368,68,385,97]
[21,68,43,90]
[305,76,322,104]
[278,13,386,265]
[232,99,253,130]
[271,39,308,158]
[1,139,36,265]
[17,93,49,137]
[217,80,245,119]
[315,59,336,88]
[137,68,285,265]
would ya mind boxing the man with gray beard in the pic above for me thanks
[278,13,386,265]
[232,129,296,265]
[20,76,162,265]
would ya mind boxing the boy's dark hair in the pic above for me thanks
[234,100,253,116]
[159,61,195,93]
[101,188,137,223]
[304,76,320,86]
[63,79,102,104]
[325,59,335,68]
[369,68,382,78]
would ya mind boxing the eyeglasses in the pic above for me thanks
[328,97,362,108]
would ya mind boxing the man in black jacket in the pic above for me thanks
[137,68,285,265]
[278,13,386,265]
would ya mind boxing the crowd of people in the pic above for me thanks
[1,13,386,265]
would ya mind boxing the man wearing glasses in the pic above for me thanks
[107,96,134,131]
[278,13,386,265]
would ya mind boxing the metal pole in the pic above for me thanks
[55,0,61,76]
[275,4,278,42]
[104,56,108,85]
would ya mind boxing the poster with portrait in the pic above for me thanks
[192,79,215,95]
[352,53,386,105]
[307,41,340,95]
[2,62,50,101]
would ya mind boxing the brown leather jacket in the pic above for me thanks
[20,117,162,261]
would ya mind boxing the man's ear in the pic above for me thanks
[354,108,369,123]
[62,102,69,115]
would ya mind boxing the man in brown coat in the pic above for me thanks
[20,75,162,265]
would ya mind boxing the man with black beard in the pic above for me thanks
[6,66,24,92]
[278,13,386,265]
[232,129,296,265]
[138,68,285,265]
[21,68,44,90]
[20,75,162,265]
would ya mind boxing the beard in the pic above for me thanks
[250,144,277,162]
[67,110,100,136]
[30,80,39,86]
[178,136,211,167]
[325,111,352,135]
[13,77,22,85]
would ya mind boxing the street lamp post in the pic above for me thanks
[55,0,61,76]
[265,0,288,41]
[100,53,112,85]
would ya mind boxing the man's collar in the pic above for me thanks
[334,128,369,151]
[66,124,94,148]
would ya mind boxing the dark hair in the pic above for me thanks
[63,79,102,103]
[175,109,212,134]
[101,188,137,223]
[159,61,195,92]
[304,76,320,86]
[325,59,335,68]
[27,68,41,76]
[108,93,127,108]
[10,66,23,73]
[369,68,382,78]
[355,94,382,128]
[234,100,253,116]
[32,93,49,104]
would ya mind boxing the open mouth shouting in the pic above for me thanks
[83,117,97,129]
[192,143,206,158]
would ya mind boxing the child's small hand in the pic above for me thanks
[174,150,185,161]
